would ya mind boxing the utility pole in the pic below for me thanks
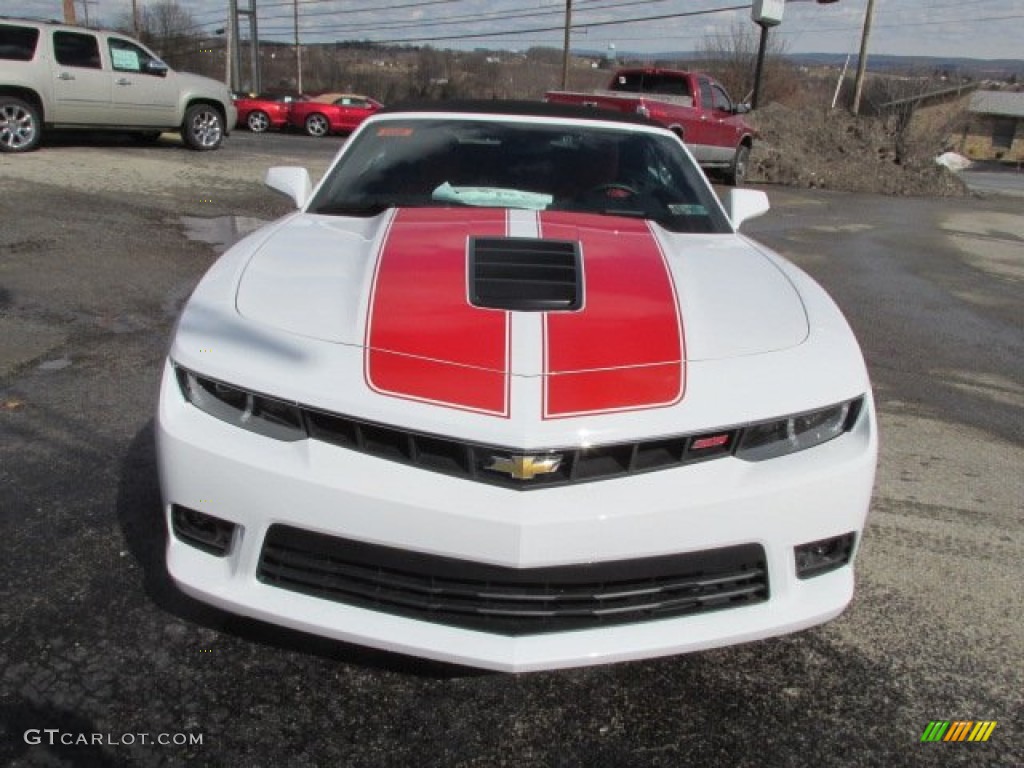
[851,0,876,115]
[230,0,241,92]
[132,0,140,38]
[228,0,260,94]
[749,1,785,110]
[751,22,770,110]
[229,0,261,94]
[249,0,260,94]
[293,0,302,94]
[560,0,572,90]
[62,0,76,24]
[224,16,233,89]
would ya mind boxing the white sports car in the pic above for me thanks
[157,102,877,672]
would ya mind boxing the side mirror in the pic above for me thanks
[734,103,751,115]
[145,60,169,78]
[265,166,313,209]
[724,189,770,229]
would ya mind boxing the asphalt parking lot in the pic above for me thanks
[1,131,1021,767]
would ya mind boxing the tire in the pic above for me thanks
[305,113,329,138]
[247,110,270,133]
[0,97,42,153]
[725,144,750,187]
[181,103,224,150]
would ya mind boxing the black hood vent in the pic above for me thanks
[469,237,582,312]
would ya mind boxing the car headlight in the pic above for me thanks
[175,367,305,442]
[736,398,863,461]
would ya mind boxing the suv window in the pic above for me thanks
[108,37,161,73]
[611,73,690,98]
[53,31,102,69]
[711,84,733,112]
[698,78,713,110]
[0,23,40,61]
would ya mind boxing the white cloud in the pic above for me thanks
[5,0,1023,59]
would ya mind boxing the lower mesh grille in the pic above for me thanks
[257,525,769,636]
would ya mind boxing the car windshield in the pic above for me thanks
[307,118,730,233]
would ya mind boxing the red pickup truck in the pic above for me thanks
[545,68,755,185]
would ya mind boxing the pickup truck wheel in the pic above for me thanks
[182,104,224,150]
[0,98,42,153]
[247,110,270,133]
[725,145,750,187]
[305,113,329,138]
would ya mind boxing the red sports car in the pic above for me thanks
[288,93,383,137]
[234,92,308,133]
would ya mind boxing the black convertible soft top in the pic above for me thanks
[377,99,662,129]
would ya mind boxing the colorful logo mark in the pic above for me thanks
[921,721,997,743]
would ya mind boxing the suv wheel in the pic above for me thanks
[305,113,329,138]
[182,104,224,150]
[0,98,42,153]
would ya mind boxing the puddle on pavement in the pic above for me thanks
[38,358,72,371]
[181,216,269,253]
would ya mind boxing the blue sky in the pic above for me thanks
[11,0,1024,60]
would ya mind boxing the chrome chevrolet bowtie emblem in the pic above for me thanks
[486,454,563,480]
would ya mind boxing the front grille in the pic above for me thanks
[258,525,769,636]
[307,407,737,489]
[175,363,864,490]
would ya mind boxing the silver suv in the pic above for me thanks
[0,17,236,152]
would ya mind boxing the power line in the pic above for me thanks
[250,0,685,33]
[260,3,751,46]
[153,2,1024,61]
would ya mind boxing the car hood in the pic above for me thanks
[234,208,808,416]
[177,70,233,100]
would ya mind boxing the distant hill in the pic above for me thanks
[584,49,1023,79]
[787,53,1022,78]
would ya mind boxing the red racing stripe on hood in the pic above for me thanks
[365,208,511,415]
[540,212,685,418]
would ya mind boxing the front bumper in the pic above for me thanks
[156,360,877,672]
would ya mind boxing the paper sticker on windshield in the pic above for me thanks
[432,182,553,211]
[668,203,707,216]
[377,127,414,138]
[111,48,141,71]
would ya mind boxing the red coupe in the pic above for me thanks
[234,92,308,133]
[288,93,383,137]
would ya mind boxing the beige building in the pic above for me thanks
[960,90,1024,163]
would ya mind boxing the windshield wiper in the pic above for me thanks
[310,201,393,217]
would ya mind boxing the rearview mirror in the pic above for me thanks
[265,167,313,209]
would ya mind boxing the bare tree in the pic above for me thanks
[699,21,794,105]
[859,72,966,164]
[126,1,202,72]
